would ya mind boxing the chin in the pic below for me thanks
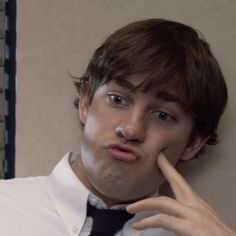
[95,181,159,204]
[87,168,163,204]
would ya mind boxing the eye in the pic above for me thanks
[108,94,129,107]
[151,111,176,123]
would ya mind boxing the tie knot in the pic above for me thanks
[87,201,134,236]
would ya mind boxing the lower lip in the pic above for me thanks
[108,148,137,162]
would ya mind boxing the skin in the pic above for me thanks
[75,74,207,206]
[127,153,236,236]
[74,74,236,234]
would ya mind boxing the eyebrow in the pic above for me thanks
[115,79,184,104]
[115,79,137,90]
[157,91,183,104]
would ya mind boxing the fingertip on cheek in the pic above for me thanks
[156,151,165,167]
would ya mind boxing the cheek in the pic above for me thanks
[84,107,106,135]
[153,129,191,165]
[82,116,104,157]
[82,106,117,151]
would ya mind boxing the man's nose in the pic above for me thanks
[115,110,146,143]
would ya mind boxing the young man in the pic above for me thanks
[0,18,235,236]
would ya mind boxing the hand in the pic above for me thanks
[127,153,236,236]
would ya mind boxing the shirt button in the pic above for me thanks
[72,225,78,233]
[90,198,97,205]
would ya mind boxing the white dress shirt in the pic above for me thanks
[0,152,176,236]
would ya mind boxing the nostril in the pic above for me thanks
[115,127,125,138]
[115,124,145,142]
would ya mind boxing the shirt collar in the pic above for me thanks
[88,192,129,210]
[46,152,89,235]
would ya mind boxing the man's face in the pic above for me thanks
[78,75,204,205]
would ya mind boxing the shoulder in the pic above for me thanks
[0,176,49,215]
[0,176,46,196]
[0,176,67,235]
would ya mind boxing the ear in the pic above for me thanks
[179,133,209,161]
[78,86,90,125]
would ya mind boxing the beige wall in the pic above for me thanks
[17,0,236,227]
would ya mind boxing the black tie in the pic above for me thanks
[87,201,135,236]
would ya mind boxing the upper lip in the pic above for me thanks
[105,143,142,159]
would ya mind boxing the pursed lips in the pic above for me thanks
[105,143,141,163]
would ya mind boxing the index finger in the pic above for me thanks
[157,152,197,202]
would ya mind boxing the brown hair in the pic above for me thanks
[74,18,228,145]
